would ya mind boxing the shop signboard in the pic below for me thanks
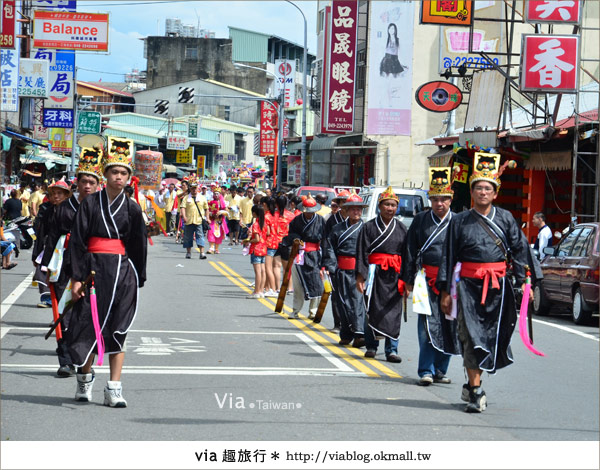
[420,0,472,26]
[521,34,579,93]
[43,108,74,128]
[526,0,581,24]
[274,60,296,108]
[259,101,278,157]
[77,110,101,134]
[415,80,462,112]
[32,1,77,12]
[32,48,75,108]
[134,150,163,191]
[324,0,358,134]
[197,155,206,178]
[18,58,50,97]
[175,146,193,164]
[188,122,198,138]
[1,0,16,49]
[45,127,73,152]
[0,44,19,112]
[32,11,109,51]
[166,135,189,151]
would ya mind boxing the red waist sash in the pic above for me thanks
[460,261,506,305]
[303,241,320,252]
[422,264,440,295]
[88,237,126,255]
[337,255,356,270]
[368,253,404,294]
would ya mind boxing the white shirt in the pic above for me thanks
[537,225,552,259]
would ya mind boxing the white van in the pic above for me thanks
[359,186,431,229]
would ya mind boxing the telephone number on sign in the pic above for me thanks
[18,88,47,97]
[442,56,499,69]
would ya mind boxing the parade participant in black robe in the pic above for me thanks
[323,189,350,331]
[283,194,325,319]
[437,153,530,413]
[42,154,101,377]
[322,193,366,347]
[356,187,407,363]
[31,194,54,308]
[405,167,460,387]
[65,138,147,408]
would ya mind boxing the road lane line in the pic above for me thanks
[295,333,354,372]
[214,261,389,378]
[523,315,599,342]
[1,272,34,319]
[218,261,402,378]
[210,261,380,377]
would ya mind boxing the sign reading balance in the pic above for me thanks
[32,11,109,51]
[325,0,358,134]
[521,34,579,93]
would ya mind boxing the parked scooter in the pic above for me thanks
[5,216,34,250]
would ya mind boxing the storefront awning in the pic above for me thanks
[2,129,49,148]
[427,146,454,167]
[285,141,302,155]
[310,133,378,151]
[525,150,572,171]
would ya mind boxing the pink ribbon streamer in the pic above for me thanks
[90,284,105,366]
[519,283,545,357]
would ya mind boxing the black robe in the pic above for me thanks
[284,213,325,299]
[32,202,54,291]
[324,211,346,238]
[323,219,365,336]
[405,210,461,356]
[356,215,408,340]
[436,206,529,373]
[41,195,79,299]
[64,189,147,367]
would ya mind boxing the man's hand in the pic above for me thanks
[356,273,365,294]
[71,280,85,302]
[522,283,534,302]
[440,291,452,315]
[406,284,414,293]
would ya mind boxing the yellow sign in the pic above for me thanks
[175,147,193,164]
[197,155,206,178]
[452,162,469,184]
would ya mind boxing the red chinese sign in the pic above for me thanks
[324,0,358,134]
[521,35,579,93]
[260,101,278,157]
[526,1,581,24]
[1,0,16,49]
[420,0,472,26]
[320,5,331,134]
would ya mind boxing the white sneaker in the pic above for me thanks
[265,290,278,298]
[104,381,127,408]
[246,293,261,299]
[75,373,95,402]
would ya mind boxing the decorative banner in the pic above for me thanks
[0,46,19,112]
[77,110,101,134]
[32,11,109,51]
[167,135,190,151]
[43,108,74,128]
[274,60,296,108]
[438,1,502,73]
[260,101,278,157]
[521,34,579,93]
[324,0,358,134]
[18,58,50,98]
[415,81,462,112]
[197,154,206,178]
[33,48,75,108]
[366,1,414,135]
[134,150,163,191]
[420,0,472,26]
[175,147,193,164]
[526,0,581,24]
[1,0,16,49]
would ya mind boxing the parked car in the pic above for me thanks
[533,222,599,324]
[359,186,430,229]
[294,186,337,206]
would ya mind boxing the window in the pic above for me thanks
[185,47,198,60]
[557,228,582,257]
[571,228,594,257]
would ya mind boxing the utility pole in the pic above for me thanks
[276,65,287,192]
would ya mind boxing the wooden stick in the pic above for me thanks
[275,239,300,313]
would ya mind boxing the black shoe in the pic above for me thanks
[338,339,352,345]
[465,387,487,413]
[433,372,451,384]
[352,337,365,348]
[364,350,376,358]
[461,383,471,401]
[386,354,402,363]
[185,253,191,259]
[56,364,75,377]
[199,253,207,260]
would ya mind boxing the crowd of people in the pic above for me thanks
[2,147,542,414]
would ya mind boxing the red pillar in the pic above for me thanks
[523,169,545,243]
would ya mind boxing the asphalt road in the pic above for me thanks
[1,237,599,445]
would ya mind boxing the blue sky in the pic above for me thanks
[73,0,318,82]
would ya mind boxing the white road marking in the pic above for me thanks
[1,272,34,319]
[296,333,353,372]
[519,315,599,342]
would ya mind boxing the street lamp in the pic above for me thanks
[284,0,308,186]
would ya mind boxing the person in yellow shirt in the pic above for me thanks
[29,181,45,219]
[17,182,31,218]
[315,193,332,218]
[239,186,255,240]
[180,179,208,259]
[164,183,177,233]
[225,185,243,245]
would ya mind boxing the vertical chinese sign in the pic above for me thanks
[521,35,579,93]
[324,0,358,134]
[259,101,278,157]
[0,45,19,112]
[1,0,16,48]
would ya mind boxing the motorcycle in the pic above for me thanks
[5,216,34,250]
